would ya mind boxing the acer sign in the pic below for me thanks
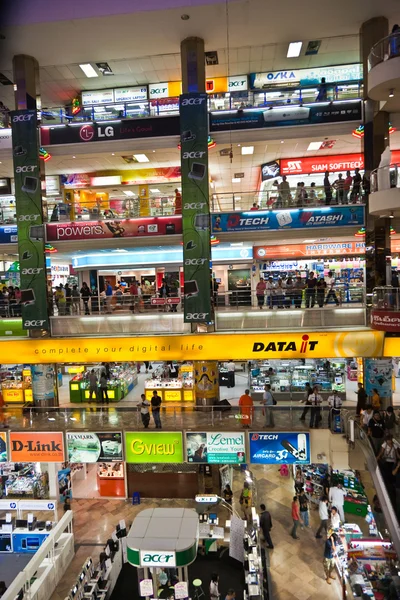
[281,154,364,175]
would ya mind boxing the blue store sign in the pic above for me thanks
[212,206,364,233]
[0,226,17,244]
[249,432,310,465]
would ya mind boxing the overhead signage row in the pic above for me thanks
[0,331,385,364]
[250,63,362,89]
[212,206,364,234]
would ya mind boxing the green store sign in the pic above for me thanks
[125,432,183,463]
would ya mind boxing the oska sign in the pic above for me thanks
[125,432,183,463]
[140,551,176,567]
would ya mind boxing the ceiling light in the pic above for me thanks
[241,146,254,155]
[96,62,113,76]
[72,155,76,159]
[287,41,303,58]
[390,212,394,218]
[79,63,99,78]
[232,178,241,183]
[152,150,156,153]
[123,190,134,197]
[133,154,149,163]
[389,89,394,98]
[280,140,284,143]
[307,141,323,151]
[150,188,161,193]
[111,153,115,156]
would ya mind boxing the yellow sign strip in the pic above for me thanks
[0,330,385,364]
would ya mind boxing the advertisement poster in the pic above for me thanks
[186,432,246,464]
[180,93,212,323]
[67,432,123,462]
[11,109,49,330]
[250,64,362,89]
[41,116,180,145]
[125,432,183,463]
[194,361,219,400]
[212,206,364,234]
[9,432,65,462]
[249,432,310,465]
[254,241,366,259]
[0,432,7,462]
[365,359,393,397]
[46,216,182,242]
[58,467,71,503]
[31,365,55,402]
[0,226,17,244]
[210,100,362,132]
[280,153,364,175]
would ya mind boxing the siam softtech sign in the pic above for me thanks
[9,432,65,462]
[212,206,364,233]
[249,432,310,465]
[46,216,182,241]
[186,432,246,464]
[125,432,183,463]
[280,154,364,175]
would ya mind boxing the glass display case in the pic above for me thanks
[0,366,32,404]
[69,363,138,402]
[144,363,194,402]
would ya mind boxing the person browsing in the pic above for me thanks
[151,390,162,429]
[262,384,275,427]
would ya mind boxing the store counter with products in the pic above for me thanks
[144,364,194,402]
[97,462,125,497]
[0,366,32,404]
[69,363,138,403]
[332,471,369,517]
[1,463,49,499]
[345,538,399,599]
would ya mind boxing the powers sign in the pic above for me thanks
[9,432,65,462]
[125,432,183,463]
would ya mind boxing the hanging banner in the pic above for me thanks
[249,432,311,465]
[250,64,363,89]
[0,432,7,462]
[66,431,123,462]
[11,109,49,330]
[180,93,212,323]
[280,153,364,175]
[365,359,392,397]
[31,365,55,402]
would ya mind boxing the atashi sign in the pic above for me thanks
[9,432,65,462]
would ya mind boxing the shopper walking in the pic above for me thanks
[278,175,291,207]
[239,481,252,522]
[139,393,151,429]
[256,278,266,309]
[325,271,340,306]
[330,506,341,530]
[309,386,323,428]
[239,389,254,428]
[259,504,274,548]
[72,285,80,314]
[226,360,236,388]
[291,496,301,539]
[151,390,162,429]
[223,484,233,504]
[265,276,275,309]
[305,272,317,308]
[64,283,72,315]
[293,276,304,308]
[285,277,294,308]
[209,573,220,600]
[351,168,362,202]
[99,371,109,404]
[129,279,139,313]
[88,369,98,403]
[371,388,381,411]
[262,384,275,427]
[105,280,113,313]
[329,483,346,523]
[298,488,310,528]
[327,390,342,430]
[299,382,312,421]
[356,383,368,415]
[333,173,345,204]
[323,171,332,205]
[384,406,398,435]
[316,277,326,308]
[80,282,91,315]
[344,170,353,202]
[323,532,337,585]
[294,467,304,494]
[316,495,329,538]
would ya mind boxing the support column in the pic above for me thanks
[360,18,391,292]
[31,364,59,407]
[194,361,219,407]
[180,37,206,93]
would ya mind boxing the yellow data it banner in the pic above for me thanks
[0,330,385,364]
[383,337,400,357]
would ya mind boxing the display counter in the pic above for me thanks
[97,462,125,497]
[69,363,138,403]
[144,376,194,402]
[344,538,398,598]
[332,471,369,517]
[1,366,32,404]
[3,463,49,499]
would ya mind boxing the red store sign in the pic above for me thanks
[371,310,400,333]
[280,150,400,175]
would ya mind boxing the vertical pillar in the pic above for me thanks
[139,184,150,217]
[31,364,59,407]
[194,361,219,407]
[360,18,391,292]
[13,54,40,110]
[180,37,206,93]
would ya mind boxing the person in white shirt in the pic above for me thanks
[325,270,340,306]
[329,483,346,523]
[316,496,329,538]
[265,277,276,309]
[209,573,220,600]
[226,360,235,388]
[362,405,374,431]
[377,434,400,487]
[330,506,341,530]
[138,393,150,429]
[308,386,323,429]
[327,391,343,430]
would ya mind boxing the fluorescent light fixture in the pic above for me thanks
[79,63,99,78]
[150,188,161,193]
[90,175,121,186]
[241,146,254,155]
[133,154,149,163]
[235,196,242,200]
[389,89,394,98]
[307,141,322,151]
[287,41,302,57]
[303,239,317,243]
[123,190,134,197]
[232,177,241,183]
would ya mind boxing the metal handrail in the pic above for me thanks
[370,162,400,192]
[368,30,400,70]
[371,286,400,311]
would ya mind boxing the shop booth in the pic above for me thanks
[0,463,50,499]
[144,364,194,402]
[0,365,32,405]
[68,363,138,403]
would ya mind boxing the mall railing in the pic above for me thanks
[1,404,354,433]
[368,30,400,70]
[370,162,400,192]
[211,189,366,212]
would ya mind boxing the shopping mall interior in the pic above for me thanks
[1,1,400,600]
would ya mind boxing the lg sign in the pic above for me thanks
[79,125,115,141]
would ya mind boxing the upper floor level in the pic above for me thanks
[368,30,400,112]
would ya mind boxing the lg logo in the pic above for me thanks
[80,125,95,141]
[18,214,40,222]
[187,312,209,320]
[185,258,207,265]
[183,151,205,159]
[184,202,206,210]
[16,165,37,173]
[24,320,46,327]
[13,113,34,122]
[22,268,43,275]
[182,98,205,106]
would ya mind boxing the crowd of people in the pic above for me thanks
[255,270,340,309]
[0,285,22,317]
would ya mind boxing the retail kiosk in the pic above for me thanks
[0,365,32,404]
[69,363,137,403]
[144,364,194,402]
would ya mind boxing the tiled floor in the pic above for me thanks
[48,463,369,600]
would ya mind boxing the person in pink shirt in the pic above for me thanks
[344,170,353,203]
[291,495,301,539]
